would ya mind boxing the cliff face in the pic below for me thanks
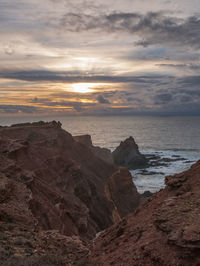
[2,121,199,266]
[90,160,200,266]
[74,134,114,165]
[112,136,148,169]
[0,121,140,248]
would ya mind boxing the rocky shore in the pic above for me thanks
[112,136,148,169]
[0,121,140,265]
[0,121,199,265]
[90,161,200,265]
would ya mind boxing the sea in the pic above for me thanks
[1,115,200,194]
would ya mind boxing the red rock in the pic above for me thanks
[3,120,200,266]
[0,121,140,264]
[90,161,200,266]
[74,134,114,164]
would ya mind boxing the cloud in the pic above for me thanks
[180,95,192,103]
[1,1,200,116]
[135,40,151,48]
[0,69,166,83]
[29,98,96,112]
[96,95,110,104]
[126,97,142,103]
[154,93,173,105]
[157,63,200,70]
[3,44,14,55]
[60,11,200,49]
[0,105,38,114]
[178,75,200,86]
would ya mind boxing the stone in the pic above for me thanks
[89,161,200,266]
[74,134,114,164]
[0,121,141,264]
[112,137,148,169]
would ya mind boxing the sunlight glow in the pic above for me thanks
[71,83,97,93]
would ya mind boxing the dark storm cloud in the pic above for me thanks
[0,69,165,83]
[30,97,51,103]
[154,93,173,105]
[176,89,200,97]
[180,95,192,103]
[150,74,200,114]
[126,97,142,102]
[101,91,117,98]
[60,11,200,49]
[157,64,188,68]
[90,106,137,116]
[157,63,200,70]
[178,75,200,86]
[0,105,38,114]
[135,40,151,48]
[96,95,110,104]
[29,98,96,112]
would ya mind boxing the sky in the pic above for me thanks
[0,0,200,116]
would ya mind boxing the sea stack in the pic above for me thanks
[112,136,148,169]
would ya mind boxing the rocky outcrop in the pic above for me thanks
[0,121,140,264]
[1,121,200,266]
[112,136,148,169]
[74,134,113,164]
[89,161,200,266]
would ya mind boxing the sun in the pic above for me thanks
[71,83,96,93]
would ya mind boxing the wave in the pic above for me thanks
[162,148,200,152]
[142,147,200,152]
[132,148,199,194]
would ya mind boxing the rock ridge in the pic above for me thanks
[0,121,140,265]
[1,121,199,265]
[89,161,200,266]
[74,134,114,164]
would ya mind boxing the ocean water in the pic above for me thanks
[1,115,200,193]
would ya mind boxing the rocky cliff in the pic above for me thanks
[74,134,114,164]
[112,136,148,169]
[1,121,199,266]
[90,160,200,266]
[0,121,140,265]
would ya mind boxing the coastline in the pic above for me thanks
[0,121,199,265]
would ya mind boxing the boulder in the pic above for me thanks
[112,136,148,169]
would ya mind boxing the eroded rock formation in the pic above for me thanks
[74,134,114,164]
[1,121,199,266]
[0,121,140,265]
[89,161,200,266]
[112,136,148,169]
